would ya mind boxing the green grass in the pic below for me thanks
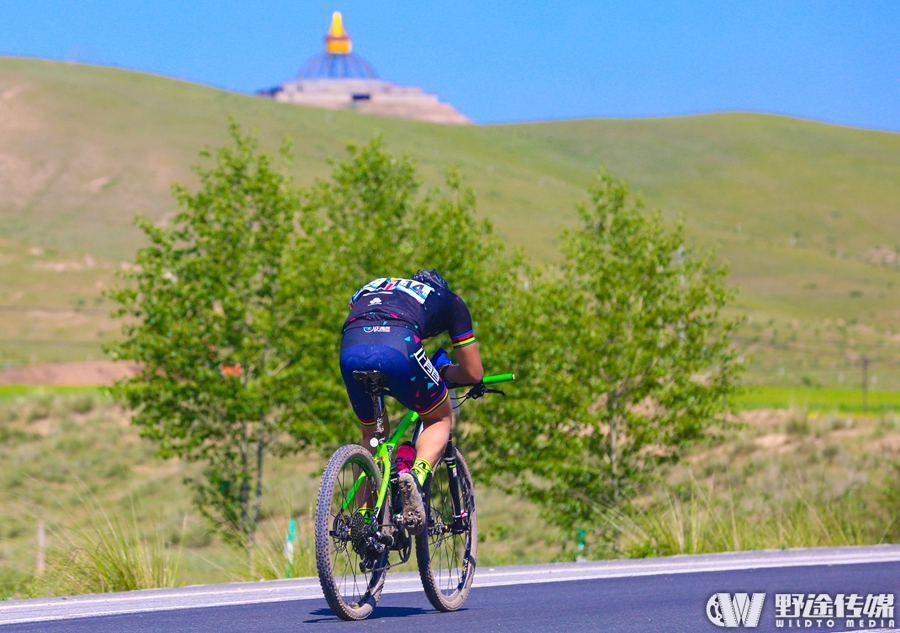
[0,391,565,598]
[2,57,900,386]
[736,386,900,412]
[31,501,182,596]
[0,386,103,400]
[618,478,893,558]
[593,408,900,559]
[4,392,898,597]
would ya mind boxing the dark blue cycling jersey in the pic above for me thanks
[340,277,477,424]
[343,277,476,349]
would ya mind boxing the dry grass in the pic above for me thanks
[29,500,182,596]
[585,408,900,559]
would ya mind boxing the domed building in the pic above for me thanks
[259,13,469,125]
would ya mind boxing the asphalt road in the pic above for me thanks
[5,558,900,633]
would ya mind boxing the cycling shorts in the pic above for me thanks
[339,324,448,425]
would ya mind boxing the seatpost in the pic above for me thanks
[353,370,391,450]
[368,391,389,447]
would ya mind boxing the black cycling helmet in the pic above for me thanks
[412,269,450,291]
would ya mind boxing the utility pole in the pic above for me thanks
[861,354,870,413]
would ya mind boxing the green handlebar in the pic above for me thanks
[484,373,516,385]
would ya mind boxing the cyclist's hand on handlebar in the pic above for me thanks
[463,382,506,400]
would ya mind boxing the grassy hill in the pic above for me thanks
[2,56,900,388]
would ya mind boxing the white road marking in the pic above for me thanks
[2,544,899,625]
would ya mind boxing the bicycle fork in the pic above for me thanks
[444,433,469,534]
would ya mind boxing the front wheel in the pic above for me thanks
[315,444,387,621]
[416,446,478,612]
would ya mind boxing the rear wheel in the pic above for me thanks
[315,444,387,621]
[416,446,477,611]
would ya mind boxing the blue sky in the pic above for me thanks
[1,1,897,129]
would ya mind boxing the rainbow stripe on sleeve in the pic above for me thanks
[450,330,476,348]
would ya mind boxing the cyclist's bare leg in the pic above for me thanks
[398,398,451,535]
[360,420,391,456]
[357,421,390,509]
[415,398,453,469]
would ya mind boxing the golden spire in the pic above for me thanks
[325,12,352,55]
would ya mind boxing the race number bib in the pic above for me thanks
[349,277,435,307]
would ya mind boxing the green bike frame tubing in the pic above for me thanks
[342,473,367,512]
[372,409,420,513]
[341,372,515,515]
[340,409,419,514]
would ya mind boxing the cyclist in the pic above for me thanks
[339,270,484,535]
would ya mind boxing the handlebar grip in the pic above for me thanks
[483,373,515,385]
[445,372,515,390]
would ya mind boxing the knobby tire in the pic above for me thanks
[415,446,478,612]
[315,444,387,621]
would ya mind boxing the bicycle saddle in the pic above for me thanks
[353,370,387,394]
[353,370,384,381]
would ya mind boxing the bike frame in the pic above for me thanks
[342,372,516,520]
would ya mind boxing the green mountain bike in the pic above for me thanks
[315,370,515,621]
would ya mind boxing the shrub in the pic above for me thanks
[35,504,182,595]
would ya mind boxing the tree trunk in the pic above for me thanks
[606,392,620,505]
[610,412,619,503]
[252,424,266,532]
[239,420,250,547]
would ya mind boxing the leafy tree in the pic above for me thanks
[473,172,742,544]
[303,136,422,277]
[109,129,519,556]
[289,138,518,446]
[107,122,305,553]
[300,137,512,299]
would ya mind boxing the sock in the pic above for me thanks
[411,458,432,487]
